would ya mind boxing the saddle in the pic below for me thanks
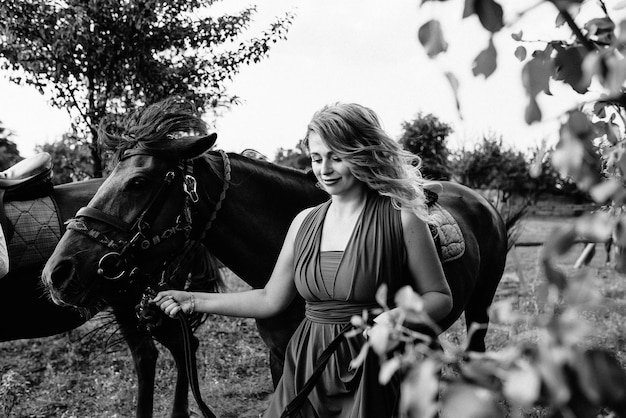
[425,188,465,263]
[0,153,57,277]
[0,153,54,241]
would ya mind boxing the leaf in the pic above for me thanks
[418,19,448,58]
[378,356,401,384]
[474,0,504,33]
[542,224,577,258]
[554,45,590,94]
[589,178,623,204]
[444,71,463,119]
[584,17,616,45]
[511,30,523,41]
[554,308,592,345]
[395,285,424,313]
[525,96,542,124]
[400,358,440,418]
[463,0,476,18]
[536,344,571,406]
[488,299,520,324]
[522,55,552,98]
[574,211,614,242]
[472,37,497,78]
[580,349,626,413]
[542,260,568,290]
[349,343,370,370]
[592,100,607,119]
[375,283,388,309]
[441,384,505,418]
[514,46,527,61]
[552,111,602,191]
[503,361,541,407]
[368,323,399,356]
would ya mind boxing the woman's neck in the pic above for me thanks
[328,188,368,219]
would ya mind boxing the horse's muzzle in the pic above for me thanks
[42,257,79,306]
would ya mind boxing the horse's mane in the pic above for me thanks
[99,96,209,161]
[202,151,319,195]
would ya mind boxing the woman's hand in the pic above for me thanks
[151,290,195,318]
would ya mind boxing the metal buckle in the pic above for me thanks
[184,175,199,203]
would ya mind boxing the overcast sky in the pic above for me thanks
[0,0,587,158]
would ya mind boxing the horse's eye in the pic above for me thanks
[128,177,148,189]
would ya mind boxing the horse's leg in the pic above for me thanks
[151,318,194,418]
[112,306,159,418]
[464,253,507,353]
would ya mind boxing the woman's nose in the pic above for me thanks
[321,159,333,174]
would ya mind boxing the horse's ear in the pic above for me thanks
[170,133,218,159]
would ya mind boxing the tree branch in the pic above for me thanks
[550,1,596,52]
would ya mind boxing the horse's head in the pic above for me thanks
[42,98,219,310]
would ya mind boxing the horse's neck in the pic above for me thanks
[198,155,326,288]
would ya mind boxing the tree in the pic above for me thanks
[451,133,531,199]
[398,112,452,180]
[0,120,22,171]
[0,0,294,177]
[36,133,94,185]
[273,141,311,170]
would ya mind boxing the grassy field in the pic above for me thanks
[1,216,625,417]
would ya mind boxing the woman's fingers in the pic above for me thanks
[151,291,175,303]
[151,293,181,317]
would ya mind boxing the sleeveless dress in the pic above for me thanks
[263,192,410,418]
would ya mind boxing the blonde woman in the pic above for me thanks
[153,103,452,417]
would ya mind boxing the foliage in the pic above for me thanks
[451,132,532,199]
[36,133,95,184]
[273,141,311,170]
[0,0,294,176]
[350,267,626,418]
[361,0,626,416]
[0,120,22,171]
[398,112,453,180]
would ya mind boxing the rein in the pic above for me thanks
[66,149,231,418]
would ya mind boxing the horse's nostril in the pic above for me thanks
[50,258,76,287]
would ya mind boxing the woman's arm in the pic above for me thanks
[400,210,453,324]
[152,209,312,319]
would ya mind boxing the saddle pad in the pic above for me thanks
[5,196,61,271]
[428,203,465,263]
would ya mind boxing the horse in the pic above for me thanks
[1,169,221,418]
[41,100,508,417]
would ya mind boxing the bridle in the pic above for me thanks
[66,149,231,284]
[64,148,231,418]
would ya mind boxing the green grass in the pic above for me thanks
[1,216,625,417]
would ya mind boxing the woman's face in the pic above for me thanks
[308,132,362,197]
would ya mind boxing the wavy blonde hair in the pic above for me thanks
[304,103,432,222]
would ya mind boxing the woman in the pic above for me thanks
[152,102,452,417]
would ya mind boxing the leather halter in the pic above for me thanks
[65,150,230,282]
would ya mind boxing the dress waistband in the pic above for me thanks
[305,300,379,324]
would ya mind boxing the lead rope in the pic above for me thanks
[177,311,217,418]
[279,324,352,418]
